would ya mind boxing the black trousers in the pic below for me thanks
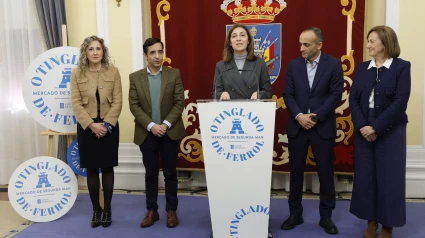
[139,132,179,211]
[288,127,336,218]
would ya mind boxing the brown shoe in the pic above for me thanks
[364,220,378,238]
[167,210,179,228]
[378,226,393,238]
[140,210,159,228]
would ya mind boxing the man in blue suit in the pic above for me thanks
[281,27,344,234]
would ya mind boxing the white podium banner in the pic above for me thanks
[198,100,276,238]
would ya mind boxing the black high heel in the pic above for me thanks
[101,209,112,227]
[91,208,102,228]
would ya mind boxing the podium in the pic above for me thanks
[197,99,276,238]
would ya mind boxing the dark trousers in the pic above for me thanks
[288,127,336,218]
[350,109,406,227]
[139,132,179,211]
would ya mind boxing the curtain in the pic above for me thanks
[34,0,67,50]
[149,0,365,174]
[34,0,69,163]
[0,0,47,184]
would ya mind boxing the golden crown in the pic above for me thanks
[221,0,287,24]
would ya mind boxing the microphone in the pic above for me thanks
[237,69,260,100]
[213,67,230,101]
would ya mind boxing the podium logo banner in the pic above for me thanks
[23,47,79,133]
[210,108,266,162]
[230,204,270,237]
[8,156,78,222]
[198,101,275,237]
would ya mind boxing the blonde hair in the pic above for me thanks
[77,35,111,75]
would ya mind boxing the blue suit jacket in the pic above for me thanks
[283,52,344,139]
[349,58,411,136]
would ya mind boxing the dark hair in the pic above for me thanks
[367,25,400,58]
[143,38,164,54]
[223,24,256,63]
[303,27,324,43]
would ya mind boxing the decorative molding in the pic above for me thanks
[113,143,425,197]
[422,55,425,148]
[385,0,399,34]
[96,0,110,48]
[114,144,145,190]
[407,145,425,160]
[130,0,144,72]
[405,54,425,197]
[384,0,425,198]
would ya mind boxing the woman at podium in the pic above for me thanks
[209,23,274,238]
[71,36,122,228]
[212,23,272,100]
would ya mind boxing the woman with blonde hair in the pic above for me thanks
[71,36,122,228]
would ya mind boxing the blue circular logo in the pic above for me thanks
[66,138,100,176]
[230,205,270,236]
[8,156,78,222]
[209,108,265,162]
[23,47,80,133]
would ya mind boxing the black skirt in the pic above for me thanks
[77,119,119,168]
[77,89,119,168]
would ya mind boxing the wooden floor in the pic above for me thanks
[0,188,28,237]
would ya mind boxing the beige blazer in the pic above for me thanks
[129,66,186,145]
[71,65,122,129]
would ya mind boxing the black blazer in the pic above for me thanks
[212,57,272,100]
